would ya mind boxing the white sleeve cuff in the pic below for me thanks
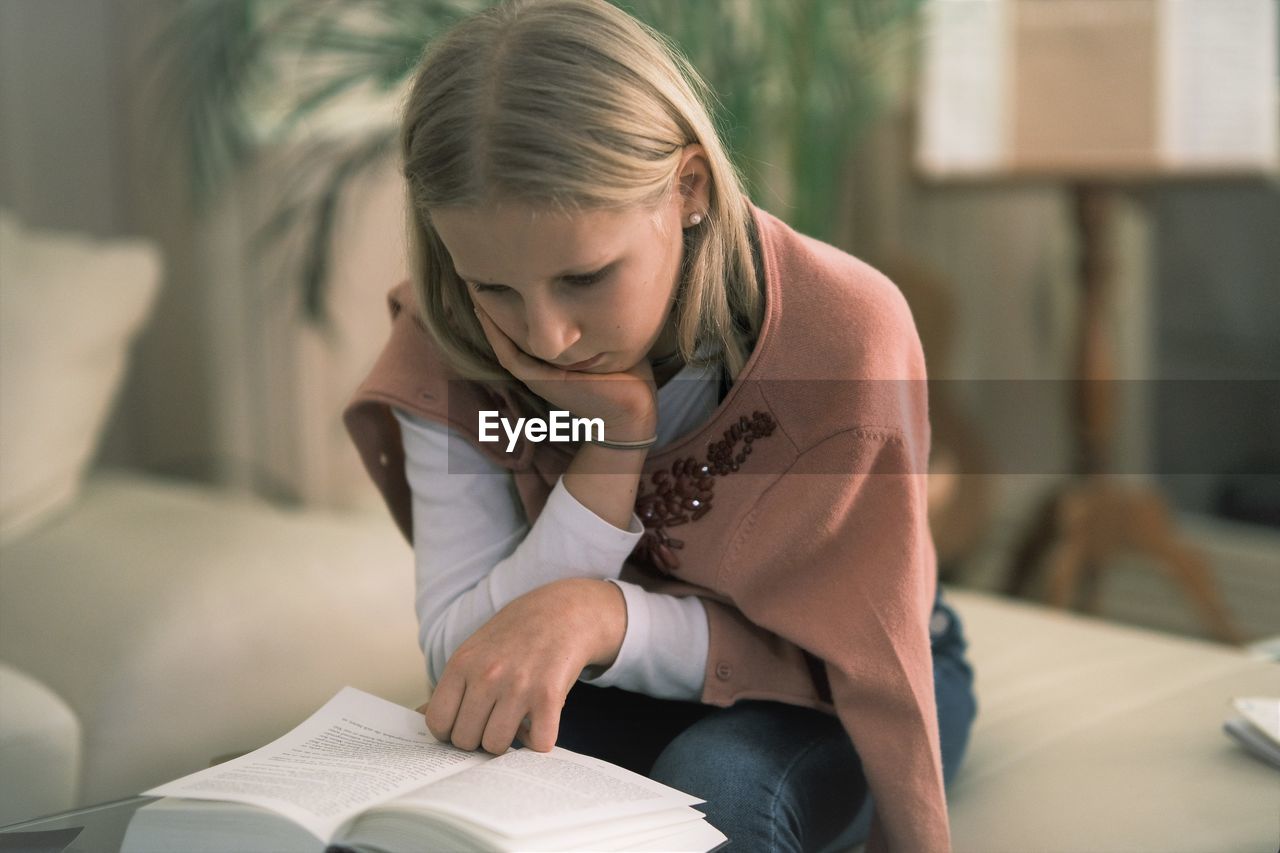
[482,475,645,611]
[548,474,645,537]
[579,581,708,701]
[505,474,643,580]
[580,579,650,688]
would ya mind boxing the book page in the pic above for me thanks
[144,687,490,841]
[388,746,703,837]
[602,818,730,852]
[1233,697,1280,746]
[349,805,710,852]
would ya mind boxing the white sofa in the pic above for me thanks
[0,209,424,823]
[937,588,1277,853]
[0,472,425,820]
[5,535,1276,851]
[1,211,1275,850]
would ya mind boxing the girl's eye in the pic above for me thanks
[564,271,606,287]
[469,270,607,294]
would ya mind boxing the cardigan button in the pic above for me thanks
[929,610,950,639]
[378,453,389,467]
[715,662,732,681]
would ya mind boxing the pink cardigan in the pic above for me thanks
[344,202,949,852]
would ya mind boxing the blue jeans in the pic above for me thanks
[550,591,977,852]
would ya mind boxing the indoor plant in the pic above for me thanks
[151,0,924,322]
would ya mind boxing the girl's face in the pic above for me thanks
[431,151,709,374]
[433,200,683,374]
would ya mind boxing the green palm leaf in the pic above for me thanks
[153,0,923,322]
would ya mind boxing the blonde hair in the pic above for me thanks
[400,0,763,423]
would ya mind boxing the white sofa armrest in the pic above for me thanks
[0,663,80,825]
[0,471,424,810]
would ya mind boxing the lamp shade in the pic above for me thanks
[917,0,1279,179]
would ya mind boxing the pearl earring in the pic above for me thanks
[688,213,703,226]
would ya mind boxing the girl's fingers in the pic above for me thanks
[473,306,523,368]
[473,305,566,384]
[525,698,561,753]
[448,683,498,753]
[471,303,655,427]
[471,305,504,358]
[422,675,465,744]
[482,698,530,755]
[515,716,533,747]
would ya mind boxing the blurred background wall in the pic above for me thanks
[2,0,219,482]
[1,0,404,511]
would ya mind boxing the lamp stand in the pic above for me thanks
[1002,184,1244,645]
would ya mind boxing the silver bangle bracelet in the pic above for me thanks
[586,435,658,450]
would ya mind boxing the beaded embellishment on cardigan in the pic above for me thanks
[631,410,777,573]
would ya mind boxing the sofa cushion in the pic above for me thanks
[0,472,423,807]
[0,663,80,825]
[0,209,162,544]
[942,588,1278,852]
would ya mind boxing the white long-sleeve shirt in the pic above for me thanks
[394,352,723,701]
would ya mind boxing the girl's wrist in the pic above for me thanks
[595,412,658,446]
[585,434,656,451]
[564,578,627,670]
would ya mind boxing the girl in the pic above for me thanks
[344,1,977,850]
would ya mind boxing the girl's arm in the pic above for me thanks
[394,408,707,699]
[562,436,649,531]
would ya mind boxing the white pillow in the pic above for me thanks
[0,209,162,543]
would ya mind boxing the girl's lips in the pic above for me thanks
[562,353,603,370]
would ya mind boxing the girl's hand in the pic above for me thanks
[423,579,625,755]
[473,303,658,436]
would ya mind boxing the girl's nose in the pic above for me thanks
[524,304,581,364]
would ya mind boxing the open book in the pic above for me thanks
[121,687,727,853]
[1223,696,1280,771]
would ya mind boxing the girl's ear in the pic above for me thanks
[677,144,712,214]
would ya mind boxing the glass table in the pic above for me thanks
[0,797,155,853]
